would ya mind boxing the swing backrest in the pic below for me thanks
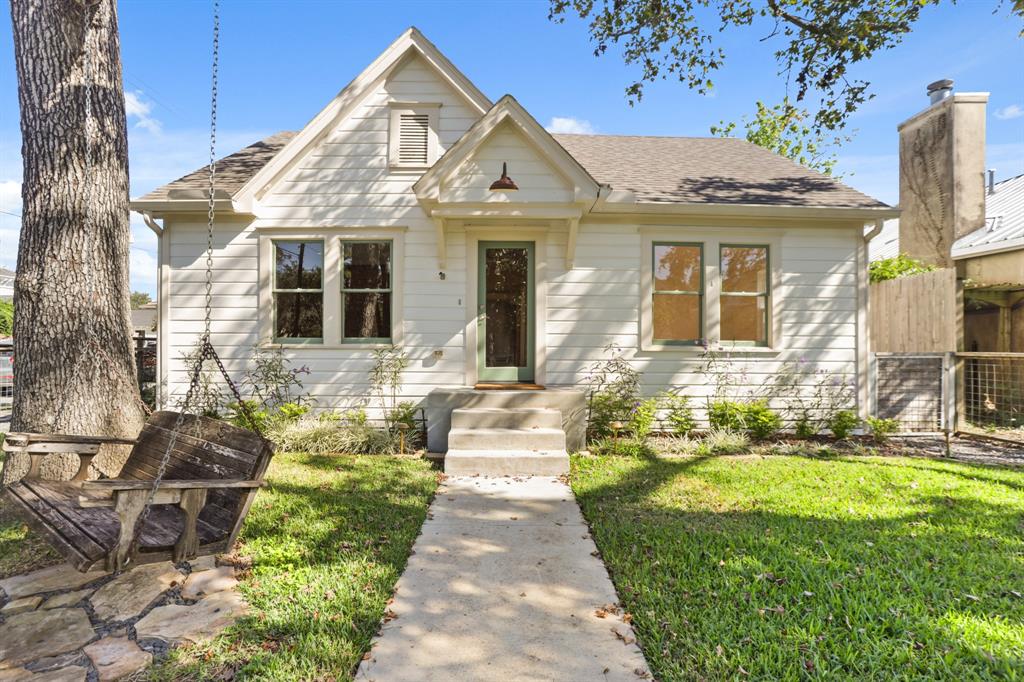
[119,411,274,532]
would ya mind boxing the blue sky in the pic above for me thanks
[1,0,1022,296]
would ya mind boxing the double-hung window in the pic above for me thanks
[720,245,769,346]
[273,240,324,343]
[342,240,392,343]
[652,242,703,344]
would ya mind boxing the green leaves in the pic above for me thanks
[549,0,996,134]
[868,253,937,283]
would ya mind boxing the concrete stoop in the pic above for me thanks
[444,407,569,476]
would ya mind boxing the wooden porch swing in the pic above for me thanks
[0,1,272,573]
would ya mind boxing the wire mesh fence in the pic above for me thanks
[0,342,11,422]
[961,353,1024,438]
[874,353,948,432]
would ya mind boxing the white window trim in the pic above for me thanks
[388,102,441,170]
[640,229,783,353]
[258,228,405,348]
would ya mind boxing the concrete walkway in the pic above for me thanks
[357,477,651,682]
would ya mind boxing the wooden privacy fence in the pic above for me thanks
[870,268,962,352]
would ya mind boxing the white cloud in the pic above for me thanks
[124,90,162,134]
[130,247,158,289]
[995,104,1024,121]
[546,116,597,135]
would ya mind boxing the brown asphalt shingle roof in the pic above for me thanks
[552,134,887,209]
[136,130,888,209]
[135,131,297,202]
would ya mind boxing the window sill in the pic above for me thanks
[639,344,784,356]
[260,342,394,351]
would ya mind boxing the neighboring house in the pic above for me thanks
[131,28,896,455]
[868,80,1023,352]
[0,267,13,301]
[130,302,158,334]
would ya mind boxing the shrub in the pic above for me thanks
[663,394,696,436]
[629,397,659,439]
[866,416,899,443]
[697,428,750,455]
[868,253,936,283]
[708,400,780,439]
[267,408,407,455]
[590,436,655,458]
[744,401,782,440]
[794,412,817,438]
[708,399,747,431]
[829,410,860,439]
[584,345,642,440]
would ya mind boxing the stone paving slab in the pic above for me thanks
[357,477,651,682]
[0,566,106,601]
[0,608,94,670]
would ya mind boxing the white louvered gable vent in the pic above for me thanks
[398,113,430,165]
[389,104,439,168]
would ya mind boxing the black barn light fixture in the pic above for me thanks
[489,162,519,191]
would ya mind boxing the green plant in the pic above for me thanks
[243,346,310,409]
[663,394,696,436]
[743,401,782,440]
[794,412,817,438]
[866,416,899,443]
[276,401,310,422]
[0,300,13,336]
[590,436,655,458]
[226,399,271,432]
[584,344,642,440]
[697,428,750,455]
[629,397,659,439]
[708,399,747,431]
[370,346,410,430]
[868,253,937,283]
[829,410,860,440]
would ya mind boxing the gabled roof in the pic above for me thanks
[413,95,600,204]
[231,27,492,208]
[554,134,887,209]
[953,173,1024,259]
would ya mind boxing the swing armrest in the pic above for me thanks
[3,433,135,482]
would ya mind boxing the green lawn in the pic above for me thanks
[572,452,1024,680]
[0,450,62,578]
[145,452,438,681]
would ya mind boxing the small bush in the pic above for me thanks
[663,394,696,436]
[866,416,899,443]
[868,253,936,283]
[794,413,818,439]
[743,401,782,440]
[708,400,780,439]
[267,408,407,455]
[697,428,750,455]
[708,400,747,431]
[829,410,860,440]
[590,436,655,458]
[629,397,659,439]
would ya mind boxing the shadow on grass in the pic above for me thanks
[572,453,1024,680]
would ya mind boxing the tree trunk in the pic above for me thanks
[8,0,145,481]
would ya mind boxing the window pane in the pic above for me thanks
[721,295,767,343]
[275,292,322,339]
[653,294,701,341]
[344,242,391,290]
[344,292,391,339]
[275,241,323,290]
[654,244,701,292]
[721,246,767,293]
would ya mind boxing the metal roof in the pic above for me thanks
[953,173,1024,258]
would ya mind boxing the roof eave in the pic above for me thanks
[129,198,242,217]
[591,201,899,221]
[953,236,1024,260]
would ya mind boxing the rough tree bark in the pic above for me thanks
[8,0,145,481]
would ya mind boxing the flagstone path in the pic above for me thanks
[0,557,246,681]
[357,476,651,682]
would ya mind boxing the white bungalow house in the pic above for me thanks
[132,28,897,473]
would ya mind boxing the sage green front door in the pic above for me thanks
[477,241,535,382]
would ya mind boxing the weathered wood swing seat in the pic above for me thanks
[2,411,274,572]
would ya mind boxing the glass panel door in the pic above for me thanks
[477,241,535,382]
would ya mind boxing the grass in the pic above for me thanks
[0,449,62,578]
[141,451,439,681]
[572,450,1024,680]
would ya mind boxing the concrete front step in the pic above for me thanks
[451,407,562,430]
[443,450,570,476]
[448,427,567,453]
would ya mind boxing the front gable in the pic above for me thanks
[439,120,576,204]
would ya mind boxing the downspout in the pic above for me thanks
[138,211,165,408]
[858,219,885,425]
